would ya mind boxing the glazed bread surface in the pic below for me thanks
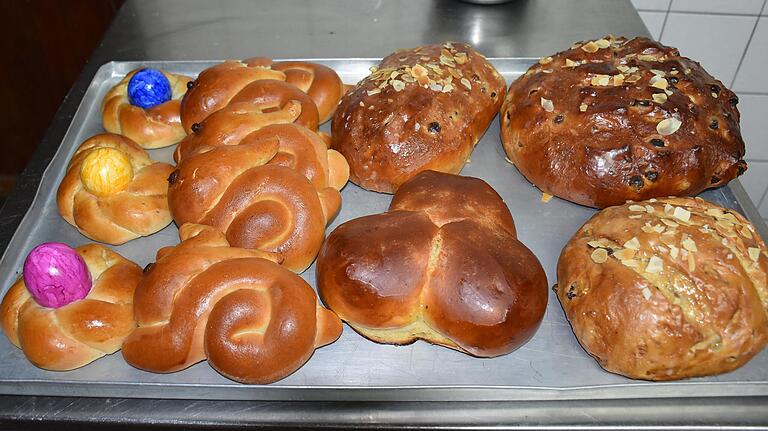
[101,69,192,149]
[501,36,747,208]
[122,224,342,384]
[180,58,345,132]
[317,170,547,357]
[170,104,349,272]
[331,42,506,193]
[557,197,768,380]
[56,133,174,245]
[1,244,141,370]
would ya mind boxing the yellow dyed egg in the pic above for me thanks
[80,148,134,196]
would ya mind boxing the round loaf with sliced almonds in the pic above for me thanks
[501,36,748,208]
[557,197,768,380]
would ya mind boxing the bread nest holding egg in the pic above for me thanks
[56,133,174,245]
[101,68,192,149]
[1,244,141,370]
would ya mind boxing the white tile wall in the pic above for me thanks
[670,0,764,15]
[738,94,768,159]
[733,17,768,93]
[634,0,768,220]
[661,13,755,84]
[740,160,768,202]
[631,0,671,11]
[638,11,666,39]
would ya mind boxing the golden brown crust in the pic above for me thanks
[331,42,506,193]
[101,69,192,149]
[56,134,174,245]
[169,118,349,272]
[0,244,141,371]
[317,170,547,357]
[122,224,342,384]
[501,36,747,208]
[270,60,346,123]
[180,58,344,132]
[557,197,768,380]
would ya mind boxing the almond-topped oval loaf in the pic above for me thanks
[332,42,506,193]
[501,36,747,208]
[557,197,768,380]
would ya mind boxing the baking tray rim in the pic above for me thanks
[0,58,765,402]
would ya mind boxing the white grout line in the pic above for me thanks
[657,0,673,40]
[737,91,768,96]
[730,0,767,88]
[659,10,765,17]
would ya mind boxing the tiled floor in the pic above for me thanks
[633,0,768,225]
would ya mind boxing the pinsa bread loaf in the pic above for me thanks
[500,36,747,208]
[122,224,342,384]
[331,42,506,193]
[557,197,767,380]
[317,171,547,357]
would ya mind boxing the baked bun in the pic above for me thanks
[317,170,547,357]
[169,119,349,272]
[1,244,140,370]
[557,197,768,380]
[56,133,174,245]
[331,42,506,193]
[501,36,747,208]
[102,68,192,149]
[122,223,342,384]
[180,58,344,132]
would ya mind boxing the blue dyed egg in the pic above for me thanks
[127,68,172,109]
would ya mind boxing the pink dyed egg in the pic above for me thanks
[22,242,92,308]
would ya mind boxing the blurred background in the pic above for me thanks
[1,0,766,228]
[0,0,123,198]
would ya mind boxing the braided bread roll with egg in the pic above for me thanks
[1,244,141,370]
[317,170,547,357]
[331,42,506,193]
[57,133,174,245]
[501,36,747,208]
[122,223,342,384]
[180,57,345,132]
[557,197,768,380]
[102,68,192,149]
[169,96,349,272]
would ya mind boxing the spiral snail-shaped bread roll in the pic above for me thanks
[122,224,342,384]
[180,58,344,132]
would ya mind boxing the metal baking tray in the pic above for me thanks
[0,59,766,402]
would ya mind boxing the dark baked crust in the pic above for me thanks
[557,197,768,380]
[331,43,506,193]
[501,36,747,208]
[317,170,547,357]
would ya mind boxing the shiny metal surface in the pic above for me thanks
[97,0,650,60]
[1,55,767,406]
[0,0,764,428]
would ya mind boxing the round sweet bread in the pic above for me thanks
[500,36,747,208]
[557,197,768,380]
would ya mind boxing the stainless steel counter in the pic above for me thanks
[1,0,764,429]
